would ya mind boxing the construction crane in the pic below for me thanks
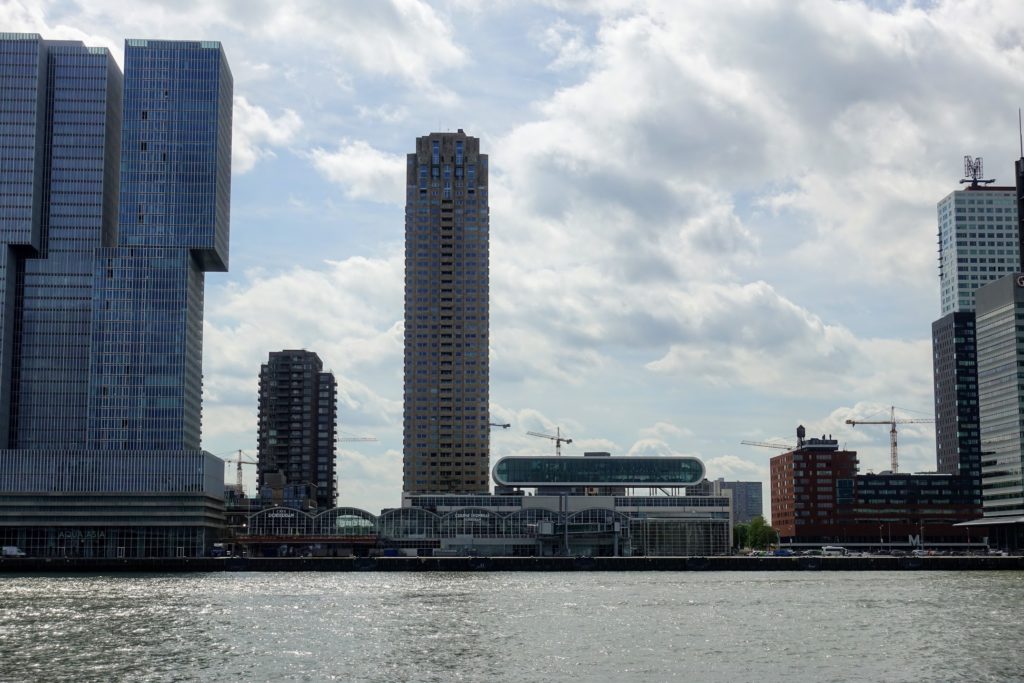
[527,427,572,456]
[490,422,511,429]
[225,450,258,494]
[740,440,793,450]
[845,406,933,474]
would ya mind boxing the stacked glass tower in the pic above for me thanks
[0,35,232,558]
[88,39,232,451]
[403,130,490,494]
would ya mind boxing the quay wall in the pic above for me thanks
[1,555,1022,573]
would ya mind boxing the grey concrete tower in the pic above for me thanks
[403,130,490,494]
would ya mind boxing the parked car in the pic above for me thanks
[1,546,26,557]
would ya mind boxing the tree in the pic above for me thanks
[733,523,749,549]
[746,516,778,550]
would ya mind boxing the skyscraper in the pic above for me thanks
[403,131,490,494]
[0,35,232,558]
[975,276,1024,523]
[932,176,1018,487]
[257,350,338,509]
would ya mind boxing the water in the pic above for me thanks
[0,571,1021,682]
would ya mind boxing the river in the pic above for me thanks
[0,571,1021,682]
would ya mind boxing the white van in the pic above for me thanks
[822,546,848,557]
[2,546,26,557]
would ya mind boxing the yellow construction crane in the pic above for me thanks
[527,427,572,456]
[845,406,933,474]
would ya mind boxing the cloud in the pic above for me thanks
[355,104,409,124]
[536,18,594,70]
[643,280,933,403]
[250,0,466,99]
[309,140,406,204]
[703,455,768,482]
[232,96,302,173]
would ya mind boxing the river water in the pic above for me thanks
[0,571,1021,682]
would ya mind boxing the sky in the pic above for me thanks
[5,0,1024,515]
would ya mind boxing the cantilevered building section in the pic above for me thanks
[403,131,490,494]
[257,350,338,509]
[0,35,232,558]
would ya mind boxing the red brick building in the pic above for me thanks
[770,428,982,549]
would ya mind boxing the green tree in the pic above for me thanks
[746,516,778,550]
[733,523,749,549]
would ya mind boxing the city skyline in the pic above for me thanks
[6,1,1024,513]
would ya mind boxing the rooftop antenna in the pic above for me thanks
[960,155,995,188]
[1018,108,1022,157]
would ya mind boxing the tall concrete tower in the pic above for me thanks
[402,131,490,494]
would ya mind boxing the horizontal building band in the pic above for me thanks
[492,456,705,486]
[0,450,223,494]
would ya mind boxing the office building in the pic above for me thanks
[771,430,978,548]
[403,130,490,494]
[936,183,1018,316]
[715,480,763,524]
[931,174,1017,496]
[770,434,858,541]
[257,350,338,509]
[975,276,1024,526]
[0,35,232,558]
[931,312,980,481]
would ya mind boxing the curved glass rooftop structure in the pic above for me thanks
[492,456,705,487]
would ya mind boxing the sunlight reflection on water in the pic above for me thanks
[0,571,1021,682]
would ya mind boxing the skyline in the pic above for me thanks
[7,0,1024,513]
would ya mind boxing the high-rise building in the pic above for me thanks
[936,184,1019,316]
[715,480,763,525]
[403,130,490,494]
[932,178,1018,489]
[975,275,1024,522]
[0,34,232,558]
[932,312,980,479]
[257,350,338,509]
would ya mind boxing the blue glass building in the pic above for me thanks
[0,35,232,558]
[0,35,122,449]
[89,39,232,451]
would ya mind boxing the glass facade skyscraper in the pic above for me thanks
[0,36,122,450]
[0,34,232,558]
[403,131,490,494]
[932,183,1019,500]
[975,274,1024,519]
[89,39,232,452]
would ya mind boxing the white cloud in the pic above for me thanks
[703,455,767,482]
[536,18,594,70]
[232,96,302,173]
[309,140,406,204]
[356,104,409,124]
